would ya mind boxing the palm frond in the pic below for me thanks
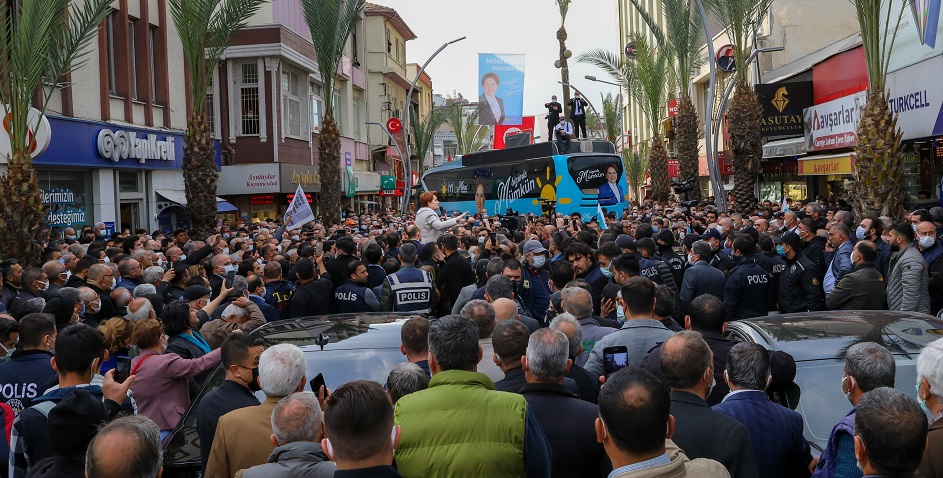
[623,145,649,199]
[556,0,571,23]
[628,0,667,50]
[601,92,623,142]
[411,109,446,171]
[625,34,670,137]
[853,0,910,91]
[705,0,773,83]
[575,48,629,89]
[301,0,365,114]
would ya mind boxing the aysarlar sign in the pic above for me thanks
[756,81,813,138]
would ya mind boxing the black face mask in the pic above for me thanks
[240,366,261,392]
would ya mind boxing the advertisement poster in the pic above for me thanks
[755,81,813,138]
[477,53,525,126]
[884,0,942,73]
[493,116,536,149]
[886,54,943,140]
[803,91,867,151]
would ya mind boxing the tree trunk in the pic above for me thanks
[0,157,48,266]
[649,137,670,202]
[183,114,219,239]
[557,26,571,112]
[319,113,342,226]
[727,78,763,215]
[852,90,904,219]
[676,95,701,201]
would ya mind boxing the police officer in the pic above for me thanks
[700,229,735,276]
[655,229,685,287]
[519,240,551,320]
[775,232,824,313]
[333,261,380,313]
[724,235,771,320]
[636,238,678,292]
[757,234,785,311]
[380,243,435,313]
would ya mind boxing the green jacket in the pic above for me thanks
[393,369,528,478]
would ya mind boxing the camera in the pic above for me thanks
[671,179,696,194]
[539,198,557,217]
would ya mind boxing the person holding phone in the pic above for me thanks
[415,192,466,245]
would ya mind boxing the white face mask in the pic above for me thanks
[856,226,868,240]
[221,248,230,255]
[531,255,546,268]
[36,281,49,292]
[59,271,71,282]
[919,235,936,249]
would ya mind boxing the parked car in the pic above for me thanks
[162,313,421,477]
[728,310,942,451]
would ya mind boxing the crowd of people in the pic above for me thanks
[0,189,940,477]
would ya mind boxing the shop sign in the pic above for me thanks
[285,193,314,204]
[97,129,176,164]
[249,194,275,206]
[884,0,943,73]
[43,188,87,227]
[756,81,813,138]
[667,158,680,178]
[798,155,855,175]
[803,91,866,151]
[381,175,396,191]
[218,163,280,195]
[667,99,680,117]
[0,105,52,160]
[885,55,943,140]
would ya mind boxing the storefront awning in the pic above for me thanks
[763,137,807,159]
[156,189,237,213]
[797,153,855,176]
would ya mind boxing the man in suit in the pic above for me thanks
[826,240,886,310]
[554,117,573,154]
[567,92,589,139]
[659,331,757,478]
[544,95,562,141]
[204,343,308,478]
[823,224,854,295]
[713,342,813,478]
[478,72,505,125]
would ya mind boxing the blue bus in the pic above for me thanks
[421,141,628,222]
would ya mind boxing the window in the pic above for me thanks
[353,95,361,139]
[281,68,306,138]
[206,73,216,136]
[129,19,138,99]
[149,26,157,101]
[352,30,359,64]
[334,92,342,135]
[106,14,117,95]
[311,84,322,133]
[238,62,260,135]
[386,29,391,53]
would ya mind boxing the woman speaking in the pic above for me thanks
[415,191,466,244]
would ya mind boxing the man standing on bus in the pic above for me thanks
[567,92,589,139]
[545,95,562,141]
[554,117,573,154]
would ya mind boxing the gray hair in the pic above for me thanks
[398,243,418,265]
[691,240,712,259]
[525,328,570,381]
[917,338,943,401]
[560,287,593,319]
[132,284,157,298]
[56,287,81,304]
[22,298,46,316]
[485,274,514,301]
[231,275,248,297]
[78,287,98,304]
[725,341,771,391]
[67,243,84,258]
[460,299,495,339]
[141,266,164,285]
[386,362,429,404]
[835,210,855,229]
[271,391,323,444]
[808,203,824,216]
[125,300,154,322]
[259,344,307,398]
[221,304,248,320]
[41,260,65,280]
[86,415,162,478]
[845,342,896,392]
[550,313,583,359]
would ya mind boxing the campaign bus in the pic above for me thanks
[420,141,628,222]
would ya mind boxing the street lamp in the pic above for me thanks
[402,36,466,211]
[584,75,622,87]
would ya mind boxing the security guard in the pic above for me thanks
[724,235,772,320]
[519,240,551,320]
[701,229,735,276]
[775,232,824,313]
[333,261,380,313]
[380,243,435,313]
[757,234,786,311]
[655,229,686,287]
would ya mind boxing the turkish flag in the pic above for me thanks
[493,116,536,149]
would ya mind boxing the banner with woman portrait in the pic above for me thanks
[477,53,525,126]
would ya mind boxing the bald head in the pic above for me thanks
[492,298,518,322]
[126,298,153,322]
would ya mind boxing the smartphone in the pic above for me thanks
[309,373,326,395]
[225,270,236,288]
[488,231,497,243]
[603,346,629,378]
[114,356,132,383]
[315,242,323,256]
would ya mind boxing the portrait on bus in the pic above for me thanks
[597,163,625,206]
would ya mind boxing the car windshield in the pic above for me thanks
[793,357,919,450]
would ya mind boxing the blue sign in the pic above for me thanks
[104,221,116,237]
[34,116,220,170]
[477,53,525,126]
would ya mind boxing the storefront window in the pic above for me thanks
[119,171,141,193]
[249,195,277,222]
[901,151,922,201]
[38,170,93,230]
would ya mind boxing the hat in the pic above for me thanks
[700,229,722,241]
[681,233,699,248]
[616,234,636,250]
[42,295,75,328]
[522,240,547,254]
[183,285,211,301]
[654,228,675,245]
[47,389,106,456]
[774,231,802,250]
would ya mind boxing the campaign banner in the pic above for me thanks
[886,54,943,140]
[493,116,536,149]
[884,0,943,73]
[477,53,525,126]
[284,184,315,229]
[803,91,867,151]
[755,81,813,138]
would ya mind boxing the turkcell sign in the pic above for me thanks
[885,54,943,140]
[803,91,866,151]
[97,129,177,163]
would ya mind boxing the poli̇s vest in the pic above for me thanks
[388,268,433,313]
[333,282,371,313]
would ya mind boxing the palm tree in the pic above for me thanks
[0,0,111,265]
[629,0,705,201]
[624,145,649,202]
[410,109,445,172]
[850,0,909,217]
[170,0,267,238]
[707,0,774,214]
[443,104,488,155]
[601,92,623,143]
[554,0,574,110]
[302,0,365,226]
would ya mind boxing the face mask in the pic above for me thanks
[178,254,187,261]
[98,230,107,236]
[277,245,283,253]
[652,225,659,233]
[716,225,724,234]
[917,383,932,416]
[156,258,164,268]
[78,301,86,317]
[850,251,859,264]
[798,230,809,239]
[687,254,696,264]
[245,367,261,392]
[707,372,716,398]
[102,256,110,264]
[0,342,14,359]
[221,248,230,255]
[258,287,266,297]
[856,226,867,240]
[223,264,236,274]
[248,244,255,251]
[478,236,486,244]
[841,376,853,402]
[66,235,76,241]
[616,304,625,324]
[913,224,919,233]
[36,281,49,292]
[600,265,614,279]
[90,300,101,314]
[920,235,936,249]
[531,255,546,269]
[776,245,786,257]
[223,234,230,239]
[59,270,71,282]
